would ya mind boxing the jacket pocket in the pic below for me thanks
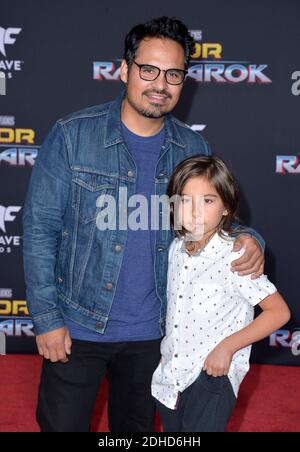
[72,171,117,224]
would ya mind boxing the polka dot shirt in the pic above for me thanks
[151,231,277,409]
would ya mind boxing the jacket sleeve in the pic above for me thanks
[231,223,265,251]
[22,121,72,335]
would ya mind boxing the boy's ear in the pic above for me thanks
[120,59,129,83]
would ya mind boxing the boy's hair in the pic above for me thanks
[166,155,240,238]
[124,16,195,69]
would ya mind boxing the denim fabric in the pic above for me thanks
[23,91,264,336]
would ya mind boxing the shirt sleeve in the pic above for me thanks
[229,249,277,307]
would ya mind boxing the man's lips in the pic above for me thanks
[144,92,171,103]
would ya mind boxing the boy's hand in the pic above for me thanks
[231,235,264,279]
[203,341,234,377]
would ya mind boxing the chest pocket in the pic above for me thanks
[72,171,117,224]
[192,283,224,315]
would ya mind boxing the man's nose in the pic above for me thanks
[152,71,168,90]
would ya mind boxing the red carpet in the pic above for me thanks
[0,356,299,432]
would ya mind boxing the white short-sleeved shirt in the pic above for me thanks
[151,231,277,409]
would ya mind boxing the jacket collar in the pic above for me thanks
[104,90,185,149]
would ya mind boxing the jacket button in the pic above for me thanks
[127,170,134,177]
[63,229,68,237]
[115,245,122,252]
[96,321,104,329]
[58,276,63,283]
[106,282,113,290]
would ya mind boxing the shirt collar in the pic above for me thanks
[179,230,231,259]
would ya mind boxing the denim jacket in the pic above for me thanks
[23,92,264,336]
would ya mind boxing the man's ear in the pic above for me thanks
[120,59,129,83]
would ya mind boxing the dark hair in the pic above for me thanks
[167,155,241,238]
[124,16,195,69]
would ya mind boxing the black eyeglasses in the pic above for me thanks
[133,61,188,85]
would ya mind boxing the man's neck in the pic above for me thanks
[121,99,164,137]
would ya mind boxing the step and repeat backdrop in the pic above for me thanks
[0,0,299,363]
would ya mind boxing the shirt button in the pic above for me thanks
[174,354,178,358]
[179,295,183,299]
[115,245,122,252]
[127,170,134,177]
[174,325,178,328]
[184,266,188,269]
[106,282,113,290]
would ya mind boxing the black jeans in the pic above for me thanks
[36,338,161,432]
[155,370,237,432]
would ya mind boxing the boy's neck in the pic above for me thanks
[185,229,217,256]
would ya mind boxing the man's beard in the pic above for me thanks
[126,89,172,119]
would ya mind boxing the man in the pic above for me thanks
[23,17,264,432]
